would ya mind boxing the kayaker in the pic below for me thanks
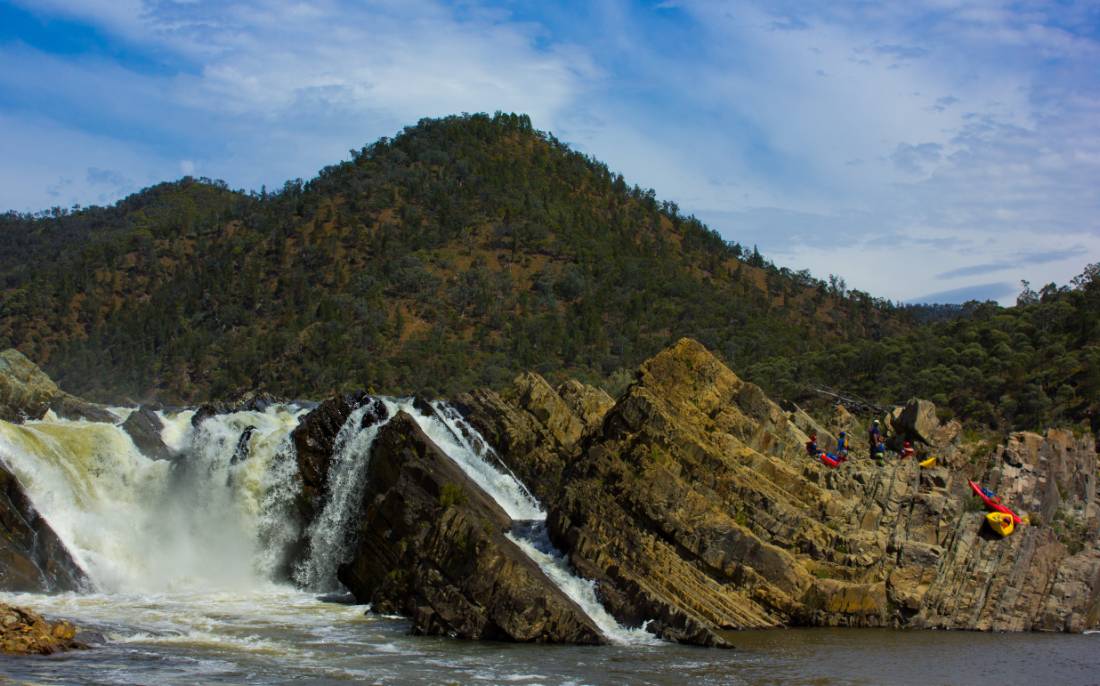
[900,441,915,459]
[872,440,886,460]
[806,432,819,457]
[837,431,848,457]
[868,420,882,459]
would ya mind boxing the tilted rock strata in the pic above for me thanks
[460,338,1100,642]
[337,412,605,644]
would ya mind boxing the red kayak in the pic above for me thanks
[820,453,842,468]
[968,480,1022,523]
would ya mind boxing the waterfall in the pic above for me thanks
[294,399,396,591]
[290,397,651,642]
[1,394,654,645]
[0,406,305,593]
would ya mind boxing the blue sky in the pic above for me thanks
[2,0,1099,304]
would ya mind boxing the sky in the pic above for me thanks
[1,0,1099,305]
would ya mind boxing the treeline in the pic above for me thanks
[0,113,904,402]
[749,265,1100,432]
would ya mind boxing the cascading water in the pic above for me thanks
[292,396,654,645]
[0,405,305,592]
[0,390,653,667]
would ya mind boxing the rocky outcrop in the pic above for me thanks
[0,461,87,592]
[0,603,86,655]
[120,406,173,461]
[0,349,113,423]
[337,412,605,644]
[449,338,1100,642]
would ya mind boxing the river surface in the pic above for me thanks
[1,588,1097,685]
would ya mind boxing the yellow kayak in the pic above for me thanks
[918,456,936,468]
[986,511,1015,537]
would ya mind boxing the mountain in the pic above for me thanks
[0,113,905,403]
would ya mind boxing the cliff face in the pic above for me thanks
[460,338,1100,640]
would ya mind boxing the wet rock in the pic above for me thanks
[0,602,87,655]
[121,406,174,461]
[291,391,375,525]
[338,412,605,644]
[0,462,87,593]
[230,426,256,465]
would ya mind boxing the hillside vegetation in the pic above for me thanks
[0,113,902,402]
[751,268,1100,433]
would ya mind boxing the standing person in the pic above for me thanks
[837,431,848,458]
[868,420,882,460]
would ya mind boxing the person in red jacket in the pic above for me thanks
[806,432,819,457]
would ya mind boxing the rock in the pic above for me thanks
[230,426,256,465]
[337,412,606,644]
[0,462,87,592]
[555,380,615,431]
[0,349,113,423]
[504,372,588,448]
[291,391,378,525]
[0,350,57,422]
[451,385,574,506]
[121,406,174,461]
[894,398,940,446]
[0,602,87,655]
[189,391,287,427]
[518,338,1100,639]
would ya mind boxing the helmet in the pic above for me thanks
[839,431,846,436]
[873,420,880,425]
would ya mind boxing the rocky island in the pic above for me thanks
[1,338,1096,652]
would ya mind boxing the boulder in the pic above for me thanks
[0,603,87,655]
[120,406,174,461]
[0,462,87,592]
[337,412,605,644]
[894,398,940,445]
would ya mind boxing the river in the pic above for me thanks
[0,588,1097,685]
[0,405,1097,685]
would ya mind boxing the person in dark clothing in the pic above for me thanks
[806,432,819,457]
[868,420,882,460]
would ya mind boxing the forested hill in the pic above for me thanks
[0,113,908,402]
[750,269,1100,434]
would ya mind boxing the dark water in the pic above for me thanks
[1,590,1097,686]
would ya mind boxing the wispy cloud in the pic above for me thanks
[1,0,1097,304]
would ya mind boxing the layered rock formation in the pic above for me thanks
[0,602,86,655]
[458,338,1100,642]
[337,412,604,644]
